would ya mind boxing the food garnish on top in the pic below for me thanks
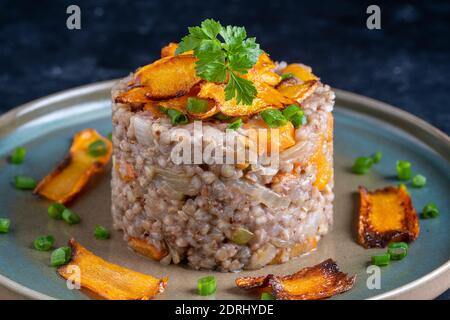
[115,19,319,123]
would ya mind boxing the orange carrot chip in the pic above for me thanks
[357,186,420,248]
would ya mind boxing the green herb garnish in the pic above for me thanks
[176,19,261,105]
[281,73,295,81]
[396,160,412,180]
[422,202,439,219]
[352,157,373,174]
[371,253,390,266]
[261,292,275,300]
[227,118,242,130]
[51,246,72,267]
[197,275,216,296]
[260,109,288,128]
[372,151,382,164]
[94,225,110,240]
[412,174,426,188]
[10,147,27,165]
[62,208,81,225]
[0,218,10,233]
[47,203,66,220]
[387,242,408,261]
[282,104,306,128]
[34,235,55,251]
[88,140,108,157]
[14,175,37,190]
[187,97,209,114]
[167,109,189,125]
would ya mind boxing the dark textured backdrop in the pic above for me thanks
[0,0,448,299]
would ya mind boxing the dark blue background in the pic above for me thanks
[0,0,448,299]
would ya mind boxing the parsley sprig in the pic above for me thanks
[176,19,262,105]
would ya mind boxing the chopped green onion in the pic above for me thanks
[412,174,426,188]
[62,208,81,225]
[0,218,11,233]
[282,104,302,119]
[33,235,55,251]
[261,292,275,300]
[352,157,374,174]
[50,246,72,267]
[281,73,295,80]
[227,118,242,130]
[290,113,307,128]
[260,109,288,128]
[10,147,27,165]
[372,151,382,164]
[47,203,66,220]
[214,113,233,121]
[94,225,110,240]
[107,132,112,141]
[422,202,439,219]
[167,109,188,125]
[197,276,216,296]
[396,160,412,180]
[282,104,306,128]
[88,140,108,157]
[231,227,254,245]
[14,175,37,190]
[387,242,408,261]
[371,253,390,266]
[187,97,209,114]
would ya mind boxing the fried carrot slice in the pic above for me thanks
[357,186,420,248]
[236,259,355,300]
[34,129,112,204]
[270,259,355,300]
[198,82,292,117]
[161,42,179,58]
[277,79,319,102]
[281,63,319,82]
[128,238,168,261]
[134,55,201,100]
[58,239,168,300]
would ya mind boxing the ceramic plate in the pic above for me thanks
[0,81,449,300]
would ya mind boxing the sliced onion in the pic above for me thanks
[280,133,319,163]
[132,115,154,146]
[228,179,290,209]
[247,243,278,270]
[147,165,193,196]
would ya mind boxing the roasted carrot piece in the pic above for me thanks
[277,80,319,102]
[281,63,319,82]
[128,238,168,261]
[34,129,112,204]
[161,42,179,58]
[244,118,296,154]
[357,186,420,248]
[160,42,193,58]
[236,259,355,300]
[270,259,355,300]
[58,239,168,300]
[134,55,201,100]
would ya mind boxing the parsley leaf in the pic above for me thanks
[177,19,262,105]
[225,72,258,105]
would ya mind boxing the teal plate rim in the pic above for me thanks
[0,80,449,300]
